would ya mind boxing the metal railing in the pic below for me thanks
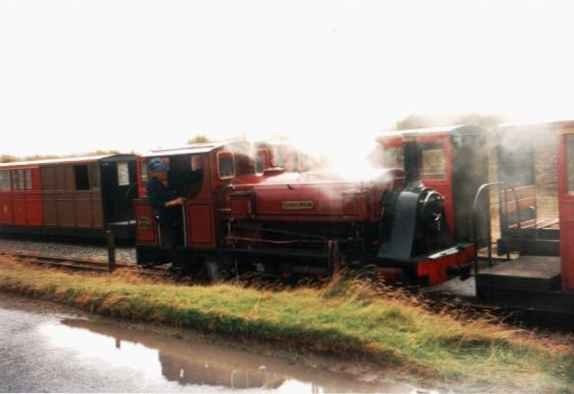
[471,182,518,276]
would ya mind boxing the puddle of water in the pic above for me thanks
[37,318,421,393]
[0,295,438,393]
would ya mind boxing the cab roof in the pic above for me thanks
[142,141,247,158]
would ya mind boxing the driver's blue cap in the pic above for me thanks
[147,158,169,173]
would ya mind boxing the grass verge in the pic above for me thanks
[0,257,572,392]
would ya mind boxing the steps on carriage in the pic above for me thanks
[477,255,561,292]
[474,256,574,314]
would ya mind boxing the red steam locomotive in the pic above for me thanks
[134,141,475,285]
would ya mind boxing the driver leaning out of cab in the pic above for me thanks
[146,158,203,251]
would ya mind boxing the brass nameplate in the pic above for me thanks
[281,200,315,210]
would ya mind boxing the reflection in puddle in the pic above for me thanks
[37,319,418,393]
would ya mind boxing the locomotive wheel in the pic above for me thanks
[203,256,237,283]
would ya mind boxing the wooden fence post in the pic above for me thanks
[106,230,116,273]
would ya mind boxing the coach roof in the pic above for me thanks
[377,124,484,141]
[498,119,574,130]
[0,154,136,169]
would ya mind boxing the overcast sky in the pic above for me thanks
[1,0,573,157]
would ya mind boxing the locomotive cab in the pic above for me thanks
[377,125,490,245]
[134,141,262,267]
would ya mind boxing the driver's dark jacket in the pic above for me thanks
[147,178,179,225]
[147,170,203,225]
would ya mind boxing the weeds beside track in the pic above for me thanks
[0,256,572,392]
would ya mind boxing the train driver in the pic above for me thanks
[146,158,186,251]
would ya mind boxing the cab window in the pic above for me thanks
[283,153,299,172]
[235,153,255,176]
[382,146,405,169]
[218,152,235,179]
[273,145,290,169]
[190,155,204,171]
[421,143,446,179]
[256,156,265,174]
[255,149,270,174]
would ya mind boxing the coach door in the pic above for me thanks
[558,131,574,291]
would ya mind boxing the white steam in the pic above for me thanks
[258,133,387,183]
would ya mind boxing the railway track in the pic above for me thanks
[0,251,170,277]
[2,249,571,330]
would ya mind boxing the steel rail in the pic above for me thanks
[0,251,169,277]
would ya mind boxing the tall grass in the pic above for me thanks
[0,258,572,392]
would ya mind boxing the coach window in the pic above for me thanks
[88,164,100,190]
[74,165,90,191]
[117,161,130,186]
[21,170,29,190]
[0,171,10,191]
[25,170,32,190]
[421,143,446,179]
[567,135,574,193]
[11,170,18,190]
[498,145,535,186]
[18,170,27,190]
[11,170,21,190]
[218,151,235,179]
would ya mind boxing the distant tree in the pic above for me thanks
[21,154,60,161]
[0,155,17,163]
[455,113,504,130]
[0,150,121,163]
[89,149,120,155]
[394,113,504,131]
[395,114,433,130]
[188,135,211,144]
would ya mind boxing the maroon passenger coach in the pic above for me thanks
[0,154,138,240]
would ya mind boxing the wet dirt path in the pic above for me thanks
[0,295,425,393]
